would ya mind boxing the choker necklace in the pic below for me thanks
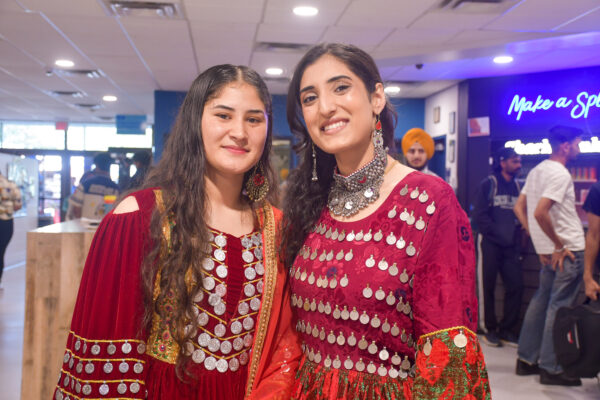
[328,125,389,217]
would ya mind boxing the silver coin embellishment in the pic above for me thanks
[407,211,416,225]
[324,355,332,368]
[367,362,377,374]
[137,342,146,354]
[365,255,375,268]
[363,230,373,241]
[242,251,254,264]
[63,352,70,363]
[107,343,116,355]
[344,357,354,370]
[130,382,140,394]
[419,191,429,203]
[245,267,256,280]
[378,365,388,377]
[406,243,416,257]
[202,258,215,271]
[396,236,406,249]
[208,338,220,352]
[214,323,226,337]
[117,382,127,394]
[415,217,425,231]
[359,311,370,325]
[76,362,83,373]
[386,291,396,306]
[255,262,264,275]
[214,248,226,262]
[254,246,263,260]
[198,312,209,326]
[389,367,399,379]
[331,229,339,240]
[250,297,261,311]
[240,351,250,365]
[340,274,349,287]
[238,302,249,315]
[388,263,399,276]
[119,361,129,373]
[216,358,228,373]
[332,356,342,369]
[215,234,227,248]
[391,324,400,336]
[233,337,244,351]
[386,233,396,245]
[375,287,385,300]
[346,231,355,241]
[379,347,390,361]
[229,357,240,372]
[204,356,217,371]
[378,258,388,271]
[368,342,378,354]
[231,320,243,335]
[216,264,228,279]
[373,230,383,242]
[203,277,216,291]
[347,333,357,346]
[399,208,409,221]
[355,230,364,241]
[410,187,419,199]
[400,184,409,196]
[362,285,373,299]
[220,340,232,354]
[244,283,256,297]
[99,383,109,396]
[382,319,391,333]
[344,250,353,261]
[82,384,92,395]
[454,331,468,348]
[355,359,366,372]
[85,362,94,374]
[103,361,113,374]
[400,269,409,283]
[243,316,255,331]
[426,201,436,215]
[358,336,368,350]
[74,340,81,351]
[215,283,227,297]
[338,230,346,241]
[241,236,252,248]
[257,280,264,293]
[198,333,210,347]
[388,206,397,219]
[208,293,221,306]
[91,344,101,355]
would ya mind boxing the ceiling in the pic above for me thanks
[0,0,599,123]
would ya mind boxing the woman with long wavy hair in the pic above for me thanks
[282,43,490,399]
[54,64,301,400]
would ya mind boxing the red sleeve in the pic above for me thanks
[54,190,155,399]
[412,183,477,338]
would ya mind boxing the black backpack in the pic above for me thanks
[553,299,600,378]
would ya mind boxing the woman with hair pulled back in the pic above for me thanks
[282,43,490,399]
[54,65,301,400]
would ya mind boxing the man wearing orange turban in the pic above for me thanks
[401,128,438,176]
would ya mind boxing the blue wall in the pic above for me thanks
[153,90,425,162]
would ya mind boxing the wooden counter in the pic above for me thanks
[21,220,97,400]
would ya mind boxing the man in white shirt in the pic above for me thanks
[513,126,585,386]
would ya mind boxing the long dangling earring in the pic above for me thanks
[373,114,384,148]
[311,142,318,182]
[245,162,269,202]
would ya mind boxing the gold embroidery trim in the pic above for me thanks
[418,325,476,341]
[59,369,145,385]
[69,331,144,344]
[245,203,277,397]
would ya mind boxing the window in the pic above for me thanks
[0,122,65,149]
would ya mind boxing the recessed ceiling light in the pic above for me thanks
[384,86,401,95]
[293,6,318,17]
[55,59,74,68]
[493,55,513,64]
[103,95,117,102]
[265,67,284,76]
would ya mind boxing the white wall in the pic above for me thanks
[424,85,459,190]
[0,154,38,267]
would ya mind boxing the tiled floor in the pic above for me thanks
[0,262,598,399]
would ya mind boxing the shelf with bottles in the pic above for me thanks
[570,166,597,182]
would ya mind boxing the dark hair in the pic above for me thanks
[548,125,583,152]
[140,64,276,379]
[282,43,397,269]
[93,152,112,171]
[132,150,152,167]
[493,147,518,172]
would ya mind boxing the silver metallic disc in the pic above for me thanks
[204,356,217,371]
[239,351,249,365]
[396,237,406,250]
[103,361,113,374]
[99,384,109,396]
[378,365,388,377]
[389,367,399,379]
[233,337,244,351]
[137,342,146,354]
[233,319,246,334]
[208,338,220,352]
[244,283,256,297]
[250,297,261,311]
[379,348,390,361]
[202,258,215,271]
[84,362,94,374]
[130,382,140,394]
[419,191,429,203]
[389,263,399,276]
[229,357,240,372]
[216,264,228,279]
[255,262,265,275]
[220,340,232,354]
[215,234,227,248]
[346,231,355,241]
[117,382,127,394]
[363,231,373,241]
[406,244,416,257]
[426,202,436,215]
[208,293,222,306]
[215,283,227,297]
[76,362,83,374]
[332,357,342,369]
[368,342,378,354]
[214,301,226,316]
[243,316,255,331]
[198,312,209,326]
[365,256,375,268]
[241,236,252,248]
[257,280,264,293]
[454,332,468,348]
[355,359,365,372]
[386,234,396,245]
[362,286,373,299]
[216,358,228,373]
[399,208,409,221]
[203,276,216,291]
[367,362,377,374]
[375,288,386,300]
[82,384,92,395]
[410,188,419,199]
[63,352,70,364]
[378,259,388,271]
[119,361,129,373]
[106,343,116,355]
[243,334,253,348]
[214,323,227,337]
[344,251,353,261]
[242,250,254,264]
[198,333,210,347]
[373,230,383,242]
[388,207,397,218]
[359,312,370,325]
[91,344,101,355]
[415,218,425,231]
[254,246,263,260]
[245,266,257,280]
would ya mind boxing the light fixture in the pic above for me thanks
[493,55,513,64]
[103,95,117,102]
[293,6,318,17]
[265,67,284,76]
[384,86,401,95]
[55,59,74,68]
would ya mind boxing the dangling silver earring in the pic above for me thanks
[311,143,318,182]
[373,114,384,148]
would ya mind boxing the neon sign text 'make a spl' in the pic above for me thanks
[507,91,600,121]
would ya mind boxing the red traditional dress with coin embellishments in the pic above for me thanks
[53,188,301,400]
[290,172,491,399]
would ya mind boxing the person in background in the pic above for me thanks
[67,152,120,220]
[583,179,600,300]
[282,42,489,399]
[473,147,524,348]
[0,171,22,288]
[127,150,152,190]
[54,64,301,400]
[401,127,438,177]
[513,125,585,386]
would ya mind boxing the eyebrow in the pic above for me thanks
[212,104,264,114]
[299,75,352,94]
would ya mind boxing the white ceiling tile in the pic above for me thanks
[445,30,556,47]
[321,26,394,50]
[183,0,264,23]
[486,0,600,31]
[249,51,304,78]
[411,10,499,30]
[256,23,324,44]
[376,28,457,53]
[17,0,106,17]
[337,0,438,28]
[555,7,600,32]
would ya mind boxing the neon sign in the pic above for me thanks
[505,136,600,155]
[507,91,600,121]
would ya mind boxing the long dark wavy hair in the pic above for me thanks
[140,64,276,379]
[282,43,397,269]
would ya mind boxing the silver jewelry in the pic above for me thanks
[328,117,387,217]
[311,142,318,182]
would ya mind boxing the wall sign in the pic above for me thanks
[507,91,600,121]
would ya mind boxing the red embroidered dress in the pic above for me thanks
[54,188,301,400]
[290,172,491,399]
